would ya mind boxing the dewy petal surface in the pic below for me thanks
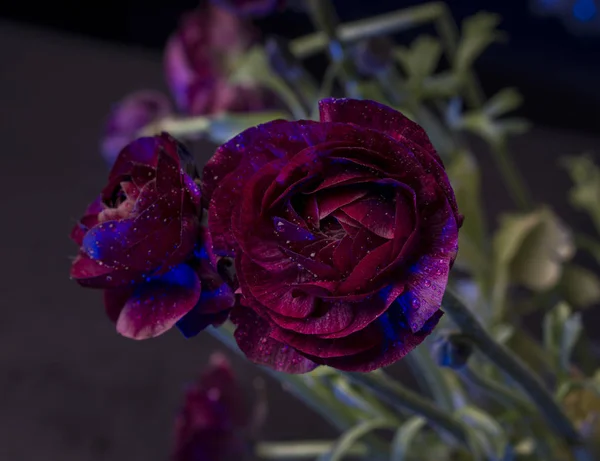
[116,264,201,339]
[202,98,460,372]
[231,305,318,374]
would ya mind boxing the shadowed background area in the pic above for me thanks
[0,0,599,459]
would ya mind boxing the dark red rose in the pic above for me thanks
[203,98,462,373]
[101,90,172,165]
[211,0,284,17]
[70,133,233,339]
[165,3,276,116]
[172,353,252,461]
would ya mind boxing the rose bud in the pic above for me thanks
[101,90,172,166]
[211,0,285,17]
[203,98,462,373]
[172,353,253,461]
[432,333,473,369]
[165,3,276,116]
[70,133,234,339]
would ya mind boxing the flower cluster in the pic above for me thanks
[71,98,461,371]
[101,0,281,164]
[70,133,233,339]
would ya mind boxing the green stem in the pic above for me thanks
[443,288,590,460]
[491,139,533,211]
[255,440,368,459]
[459,365,534,413]
[434,3,484,108]
[344,372,469,446]
[406,345,456,413]
[291,2,446,58]
[208,325,353,432]
[306,0,359,98]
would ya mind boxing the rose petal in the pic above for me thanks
[271,321,382,358]
[318,98,439,164]
[308,310,444,372]
[116,264,201,339]
[239,255,316,319]
[400,202,459,332]
[231,305,318,373]
[316,187,368,220]
[341,196,397,239]
[70,197,104,245]
[266,299,355,335]
[70,254,144,288]
[319,98,462,225]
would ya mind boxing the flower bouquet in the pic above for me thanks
[70,1,600,460]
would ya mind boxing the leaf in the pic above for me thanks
[390,416,427,461]
[483,88,523,118]
[447,149,488,277]
[455,12,506,74]
[395,36,442,80]
[456,406,509,461]
[394,36,442,100]
[544,302,582,372]
[494,208,575,291]
[562,154,600,234]
[317,418,394,461]
[560,264,600,308]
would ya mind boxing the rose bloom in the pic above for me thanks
[203,98,462,373]
[211,0,284,17]
[101,90,172,165]
[165,3,276,116]
[172,353,252,461]
[70,133,233,339]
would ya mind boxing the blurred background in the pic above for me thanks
[0,0,599,460]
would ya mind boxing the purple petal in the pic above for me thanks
[231,306,318,374]
[316,187,368,220]
[116,264,201,339]
[319,98,438,163]
[319,98,462,225]
[70,254,145,288]
[401,202,459,332]
[309,310,444,372]
[238,255,316,319]
[70,197,104,246]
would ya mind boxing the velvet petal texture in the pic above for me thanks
[204,98,462,372]
[71,134,233,339]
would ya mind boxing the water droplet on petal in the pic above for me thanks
[411,298,421,309]
[423,280,431,288]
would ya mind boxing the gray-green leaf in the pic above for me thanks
[560,264,600,308]
[455,12,506,74]
[562,154,600,234]
[543,302,582,373]
[390,416,427,461]
[318,418,394,461]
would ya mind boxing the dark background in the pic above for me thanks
[2,0,600,132]
[1,1,599,460]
